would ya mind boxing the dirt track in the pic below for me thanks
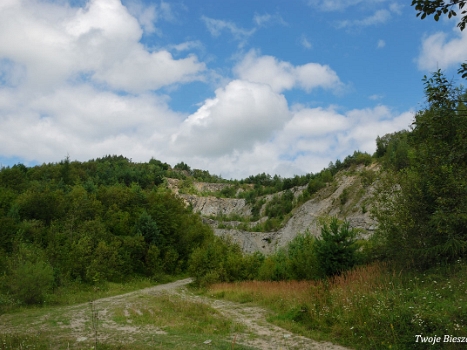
[0,278,350,349]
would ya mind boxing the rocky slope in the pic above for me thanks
[167,164,378,254]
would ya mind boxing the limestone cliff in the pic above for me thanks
[166,164,378,254]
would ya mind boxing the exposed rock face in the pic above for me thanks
[167,165,378,254]
[181,195,251,217]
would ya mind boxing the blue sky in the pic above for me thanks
[0,0,466,178]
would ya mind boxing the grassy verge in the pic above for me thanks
[1,282,255,349]
[207,261,467,350]
[1,274,184,313]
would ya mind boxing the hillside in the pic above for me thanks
[166,163,378,254]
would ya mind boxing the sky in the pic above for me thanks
[0,0,466,179]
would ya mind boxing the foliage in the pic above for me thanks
[314,218,358,277]
[412,0,467,31]
[258,231,320,281]
[188,236,264,287]
[3,244,54,305]
[374,71,467,268]
[173,161,191,172]
[375,130,412,170]
[264,189,294,219]
[0,156,215,305]
[209,261,467,350]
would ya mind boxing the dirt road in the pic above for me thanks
[0,278,350,349]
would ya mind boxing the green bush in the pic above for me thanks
[257,249,289,281]
[315,218,358,277]
[307,178,325,195]
[264,190,294,219]
[8,259,54,305]
[287,231,319,280]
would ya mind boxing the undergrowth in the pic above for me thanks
[207,261,467,349]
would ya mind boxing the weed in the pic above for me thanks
[208,262,467,349]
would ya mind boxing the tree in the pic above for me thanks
[412,0,467,31]
[314,218,358,277]
[374,71,467,267]
[135,210,162,246]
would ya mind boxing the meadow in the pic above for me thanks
[207,261,467,349]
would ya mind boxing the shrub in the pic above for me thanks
[287,231,319,280]
[8,259,54,305]
[315,218,358,277]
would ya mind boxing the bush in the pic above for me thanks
[287,231,319,280]
[188,236,244,286]
[315,218,358,277]
[8,259,54,305]
[257,249,289,281]
[307,178,325,195]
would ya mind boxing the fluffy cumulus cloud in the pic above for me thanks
[170,80,291,157]
[0,0,203,164]
[417,29,467,71]
[268,105,413,175]
[181,104,414,179]
[0,84,181,163]
[0,0,205,92]
[234,50,342,93]
[0,0,415,179]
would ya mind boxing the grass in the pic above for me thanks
[0,276,171,314]
[0,282,255,350]
[110,292,251,349]
[207,261,467,350]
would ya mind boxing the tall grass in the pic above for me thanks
[208,261,467,350]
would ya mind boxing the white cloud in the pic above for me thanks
[169,40,203,52]
[300,35,313,49]
[170,80,291,157]
[0,84,181,163]
[307,0,388,12]
[342,106,413,153]
[389,3,403,15]
[338,9,391,28]
[417,29,467,71]
[201,15,256,46]
[377,39,386,48]
[369,94,383,100]
[125,0,158,34]
[234,50,342,93]
[124,0,175,35]
[0,0,205,92]
[308,0,364,11]
[253,13,286,27]
[92,50,204,93]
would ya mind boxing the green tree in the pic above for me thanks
[314,218,358,277]
[375,130,411,170]
[374,71,467,267]
[135,210,161,245]
[287,231,319,280]
[411,0,467,31]
[5,244,54,305]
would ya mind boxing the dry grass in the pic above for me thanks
[207,261,467,350]
[210,262,388,308]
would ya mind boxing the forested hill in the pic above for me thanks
[0,145,396,293]
[0,155,216,305]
